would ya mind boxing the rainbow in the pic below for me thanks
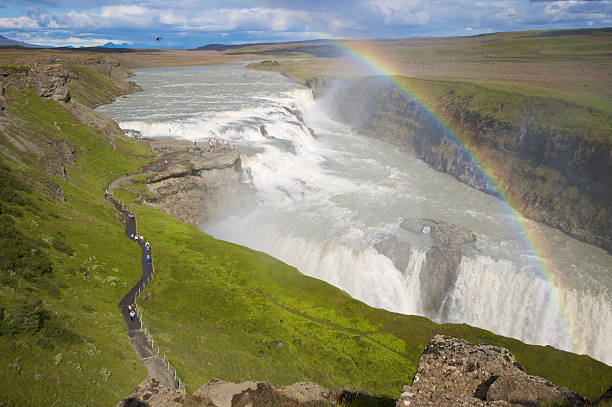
[325,39,575,352]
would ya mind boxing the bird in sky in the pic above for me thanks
[156,37,162,41]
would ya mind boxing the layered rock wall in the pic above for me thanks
[141,140,249,226]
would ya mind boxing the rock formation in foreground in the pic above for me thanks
[396,335,584,407]
[116,335,590,407]
[115,378,334,407]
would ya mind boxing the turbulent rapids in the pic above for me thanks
[97,65,612,365]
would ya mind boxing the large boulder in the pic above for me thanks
[486,374,584,406]
[193,379,333,406]
[396,335,584,407]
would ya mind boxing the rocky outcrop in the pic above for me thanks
[283,106,305,124]
[396,335,584,407]
[282,106,318,139]
[318,77,612,252]
[415,219,474,317]
[116,378,334,407]
[115,379,203,407]
[81,55,142,94]
[596,386,612,405]
[304,76,332,99]
[142,140,251,226]
[374,238,413,272]
[0,56,148,208]
[27,64,72,102]
[40,138,77,178]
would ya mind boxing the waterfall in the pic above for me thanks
[97,65,612,365]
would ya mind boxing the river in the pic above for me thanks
[97,65,612,365]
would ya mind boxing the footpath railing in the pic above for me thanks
[136,306,183,389]
[108,193,183,389]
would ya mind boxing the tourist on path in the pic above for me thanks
[128,305,136,323]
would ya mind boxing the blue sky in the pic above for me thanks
[0,0,610,48]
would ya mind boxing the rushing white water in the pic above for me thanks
[97,65,612,365]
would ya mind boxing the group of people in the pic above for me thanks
[207,138,235,152]
[127,215,151,322]
[104,194,149,325]
[130,233,145,244]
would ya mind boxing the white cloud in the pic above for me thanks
[0,16,40,29]
[157,7,306,32]
[11,31,132,47]
[360,0,430,26]
[99,5,149,18]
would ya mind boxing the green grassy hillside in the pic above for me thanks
[113,180,612,400]
[0,74,152,405]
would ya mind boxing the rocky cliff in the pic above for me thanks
[316,77,612,253]
[139,139,250,226]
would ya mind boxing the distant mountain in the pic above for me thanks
[101,41,131,48]
[0,34,44,48]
